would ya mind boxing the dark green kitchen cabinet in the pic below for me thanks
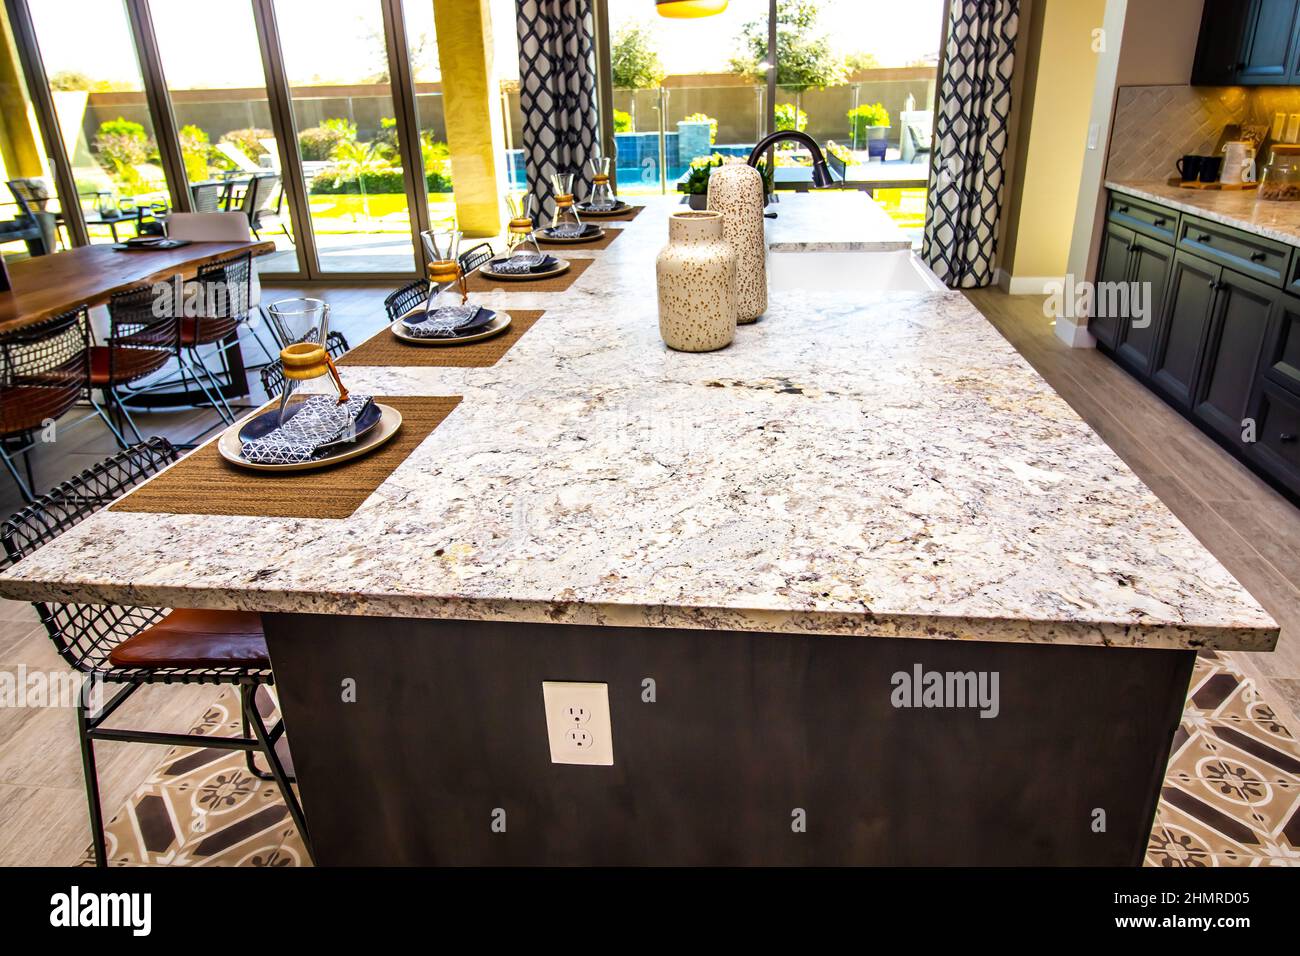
[1191,0,1300,85]
[1152,252,1219,411]
[1192,0,1251,84]
[1114,233,1175,377]
[1193,270,1276,447]
[1089,221,1136,350]
[1098,190,1300,501]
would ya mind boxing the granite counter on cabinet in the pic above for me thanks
[0,193,1279,865]
[1107,179,1300,247]
[0,194,1276,652]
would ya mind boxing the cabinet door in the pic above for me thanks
[1193,270,1277,445]
[1152,252,1220,410]
[1090,221,1135,351]
[1114,234,1174,376]
[1192,0,1252,84]
[1240,0,1300,83]
[1250,382,1300,496]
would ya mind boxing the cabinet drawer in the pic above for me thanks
[1107,193,1178,243]
[1178,215,1292,287]
[1251,382,1300,496]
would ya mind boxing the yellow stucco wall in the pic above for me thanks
[1005,0,1107,283]
[0,11,43,180]
[431,0,508,237]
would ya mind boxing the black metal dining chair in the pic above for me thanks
[0,308,116,501]
[0,437,313,866]
[259,331,350,399]
[93,286,227,447]
[458,241,494,275]
[384,280,427,323]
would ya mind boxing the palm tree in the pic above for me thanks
[329,140,396,225]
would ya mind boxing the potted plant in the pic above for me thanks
[847,102,891,161]
[678,153,723,209]
[678,154,776,209]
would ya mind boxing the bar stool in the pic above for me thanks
[90,287,200,447]
[384,280,427,323]
[0,437,313,866]
[0,308,117,501]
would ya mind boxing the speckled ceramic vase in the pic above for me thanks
[655,210,737,352]
[706,162,767,323]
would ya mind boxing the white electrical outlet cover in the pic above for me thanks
[542,681,613,766]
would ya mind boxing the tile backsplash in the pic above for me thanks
[1106,84,1300,182]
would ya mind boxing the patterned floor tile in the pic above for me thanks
[86,652,1300,866]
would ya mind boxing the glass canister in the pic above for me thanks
[548,172,584,236]
[1258,144,1300,201]
[420,228,475,321]
[266,297,349,424]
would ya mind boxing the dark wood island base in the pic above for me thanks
[263,614,1194,866]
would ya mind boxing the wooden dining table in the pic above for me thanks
[0,239,276,334]
[0,239,276,407]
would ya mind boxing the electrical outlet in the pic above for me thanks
[542,681,613,766]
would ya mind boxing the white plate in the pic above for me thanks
[218,403,403,473]
[479,259,570,282]
[391,310,512,345]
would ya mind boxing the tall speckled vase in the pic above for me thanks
[655,210,737,352]
[706,163,766,323]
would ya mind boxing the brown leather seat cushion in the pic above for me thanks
[108,608,268,669]
[89,345,170,387]
[180,316,239,348]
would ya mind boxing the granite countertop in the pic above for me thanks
[763,190,913,252]
[0,195,1279,651]
[1107,179,1300,247]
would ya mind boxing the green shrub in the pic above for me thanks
[677,153,772,195]
[848,102,890,141]
[308,167,452,195]
[613,109,632,133]
[179,124,212,182]
[774,103,807,133]
[682,112,718,144]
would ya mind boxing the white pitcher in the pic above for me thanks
[1221,141,1257,185]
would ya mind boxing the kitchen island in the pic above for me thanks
[0,195,1278,865]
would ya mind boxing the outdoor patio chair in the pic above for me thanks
[0,436,312,867]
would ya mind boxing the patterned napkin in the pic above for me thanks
[547,222,590,239]
[240,394,375,465]
[402,305,487,339]
[489,253,550,274]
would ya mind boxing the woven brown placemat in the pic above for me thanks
[536,226,623,250]
[579,204,645,222]
[465,256,594,293]
[110,396,461,519]
[337,310,545,369]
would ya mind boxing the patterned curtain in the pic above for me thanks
[922,0,1020,289]
[516,0,600,222]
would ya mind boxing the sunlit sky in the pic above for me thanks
[27,0,942,88]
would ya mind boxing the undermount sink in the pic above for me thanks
[767,249,946,293]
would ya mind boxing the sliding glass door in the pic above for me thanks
[149,0,300,272]
[273,0,417,274]
[25,0,169,244]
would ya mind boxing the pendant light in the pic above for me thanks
[655,0,729,18]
